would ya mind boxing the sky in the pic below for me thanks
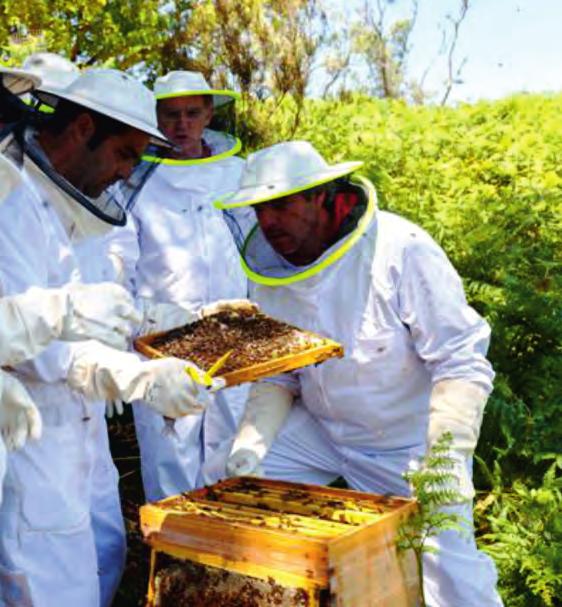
[322,0,562,104]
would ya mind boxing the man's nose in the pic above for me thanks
[177,112,191,129]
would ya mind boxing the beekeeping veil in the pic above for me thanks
[6,69,171,228]
[214,141,377,286]
[141,70,241,166]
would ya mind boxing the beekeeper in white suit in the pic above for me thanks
[0,65,143,499]
[0,69,215,607]
[117,70,249,500]
[219,141,504,607]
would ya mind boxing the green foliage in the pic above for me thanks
[0,0,325,141]
[397,432,469,607]
[475,460,562,606]
[276,92,561,606]
[1,2,559,598]
[0,0,170,68]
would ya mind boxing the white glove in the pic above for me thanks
[425,379,489,502]
[136,299,199,337]
[61,282,142,349]
[135,297,259,336]
[200,299,259,318]
[67,341,216,418]
[0,283,141,366]
[0,369,42,451]
[226,382,293,477]
[105,400,124,419]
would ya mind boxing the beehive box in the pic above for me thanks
[134,309,344,387]
[140,477,419,606]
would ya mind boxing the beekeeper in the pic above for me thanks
[219,141,503,607]
[0,69,215,607]
[0,64,143,500]
[119,70,249,500]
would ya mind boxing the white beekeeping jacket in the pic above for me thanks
[0,145,123,607]
[128,132,246,305]
[252,210,494,451]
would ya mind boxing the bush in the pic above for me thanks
[251,92,562,605]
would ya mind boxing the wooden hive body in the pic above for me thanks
[140,477,419,606]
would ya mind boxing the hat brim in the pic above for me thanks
[35,90,172,149]
[214,161,364,210]
[0,67,41,96]
[155,89,239,108]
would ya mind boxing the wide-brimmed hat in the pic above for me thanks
[0,66,41,96]
[154,70,239,108]
[35,69,171,147]
[22,52,79,97]
[215,141,363,209]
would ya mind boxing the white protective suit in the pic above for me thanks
[0,370,42,503]
[0,374,7,503]
[245,210,503,607]
[123,130,249,500]
[0,155,127,607]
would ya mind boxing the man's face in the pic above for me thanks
[78,129,149,197]
[254,192,326,264]
[156,95,213,158]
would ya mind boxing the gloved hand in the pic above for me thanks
[67,341,216,418]
[0,283,141,366]
[105,400,125,419]
[226,382,293,478]
[200,299,259,318]
[135,297,259,336]
[424,379,489,503]
[0,369,42,451]
[136,299,199,337]
[61,282,142,349]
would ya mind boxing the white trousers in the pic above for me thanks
[134,385,248,502]
[0,399,125,607]
[263,405,504,607]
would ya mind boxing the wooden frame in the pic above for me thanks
[134,328,344,387]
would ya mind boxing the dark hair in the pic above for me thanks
[302,181,338,207]
[40,98,133,149]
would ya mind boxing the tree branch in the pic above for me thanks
[440,0,470,106]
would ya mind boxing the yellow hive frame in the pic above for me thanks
[134,324,344,387]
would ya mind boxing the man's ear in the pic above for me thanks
[70,112,95,146]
